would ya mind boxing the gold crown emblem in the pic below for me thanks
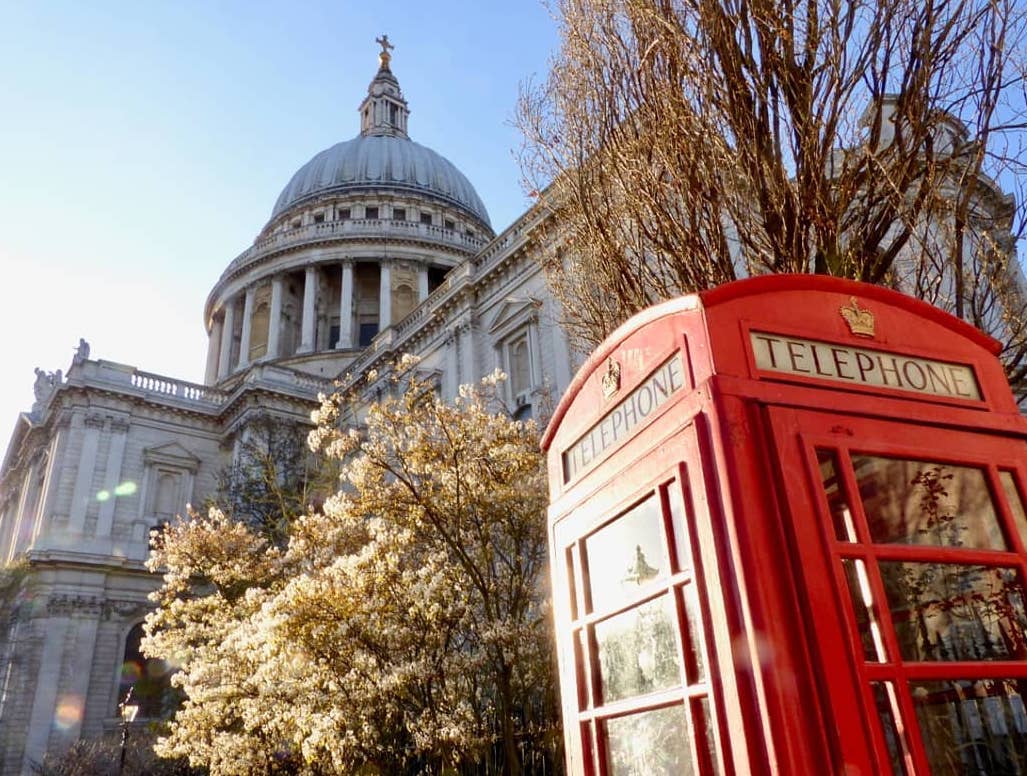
[602,358,621,399]
[840,297,875,338]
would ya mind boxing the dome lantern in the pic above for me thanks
[359,34,409,139]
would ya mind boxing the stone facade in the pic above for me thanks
[0,44,576,774]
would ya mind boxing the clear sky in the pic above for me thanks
[0,1,559,450]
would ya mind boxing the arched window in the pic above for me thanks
[118,623,176,719]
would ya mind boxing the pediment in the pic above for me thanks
[487,298,538,335]
[143,441,201,471]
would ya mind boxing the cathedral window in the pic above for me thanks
[118,623,177,719]
[393,207,406,221]
[420,212,433,226]
[365,206,379,220]
[509,334,532,398]
[338,207,351,220]
[359,322,379,347]
[313,212,325,224]
[444,218,455,231]
[153,472,181,522]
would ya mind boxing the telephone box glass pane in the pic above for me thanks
[585,496,666,613]
[880,562,1027,662]
[842,558,887,662]
[999,471,1027,550]
[910,678,1027,775]
[818,449,858,542]
[871,682,909,775]
[683,584,706,682]
[666,482,692,573]
[603,705,692,776]
[853,455,1006,550]
[594,594,679,703]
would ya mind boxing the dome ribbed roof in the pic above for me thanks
[270,134,491,226]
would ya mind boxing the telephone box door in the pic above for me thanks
[769,407,1027,775]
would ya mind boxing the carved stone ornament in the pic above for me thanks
[602,358,622,399]
[840,296,875,338]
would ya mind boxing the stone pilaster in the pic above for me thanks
[94,418,129,538]
[68,414,104,534]
[31,421,68,545]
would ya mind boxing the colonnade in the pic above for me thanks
[207,259,432,382]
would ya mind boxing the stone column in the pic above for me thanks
[379,260,392,331]
[237,286,255,369]
[267,275,284,359]
[217,300,236,380]
[336,260,354,349]
[418,264,430,303]
[300,266,317,353]
[204,316,223,384]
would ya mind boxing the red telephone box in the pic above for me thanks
[542,275,1027,775]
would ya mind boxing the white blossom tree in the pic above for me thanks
[145,364,560,775]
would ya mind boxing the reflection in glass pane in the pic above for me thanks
[575,629,590,710]
[842,559,887,662]
[595,595,680,703]
[567,547,579,621]
[911,678,1027,775]
[880,562,1027,661]
[586,496,666,613]
[696,697,721,776]
[871,682,909,775]
[683,585,706,682]
[818,449,858,542]
[1000,471,1027,551]
[853,455,1006,550]
[666,482,691,574]
[604,705,693,776]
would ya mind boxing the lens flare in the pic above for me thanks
[95,490,111,502]
[54,694,84,731]
[114,481,137,496]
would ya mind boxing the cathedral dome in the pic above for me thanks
[270,134,491,227]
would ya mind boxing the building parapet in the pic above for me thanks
[225,219,487,276]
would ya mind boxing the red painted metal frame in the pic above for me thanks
[543,275,1027,775]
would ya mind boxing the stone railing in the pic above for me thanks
[253,219,485,259]
[129,370,227,406]
[71,361,227,411]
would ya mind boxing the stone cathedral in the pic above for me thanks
[0,41,575,774]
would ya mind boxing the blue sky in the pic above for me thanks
[0,2,559,447]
